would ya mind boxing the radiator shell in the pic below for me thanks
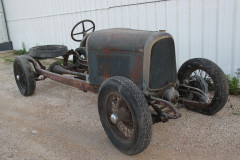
[87,28,177,90]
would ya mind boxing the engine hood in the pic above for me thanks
[87,28,175,91]
[87,28,168,53]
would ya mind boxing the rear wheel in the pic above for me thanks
[98,76,152,155]
[178,58,229,115]
[13,56,36,96]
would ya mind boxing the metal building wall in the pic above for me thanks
[2,0,240,75]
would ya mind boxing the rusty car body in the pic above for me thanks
[13,20,229,155]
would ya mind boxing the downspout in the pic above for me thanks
[0,0,9,40]
[0,0,12,51]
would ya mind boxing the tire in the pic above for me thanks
[75,47,87,60]
[13,56,36,96]
[178,58,229,115]
[29,45,68,59]
[98,76,152,155]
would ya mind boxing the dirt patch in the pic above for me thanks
[0,52,240,160]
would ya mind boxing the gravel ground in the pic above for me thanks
[0,51,240,160]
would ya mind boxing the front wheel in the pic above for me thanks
[13,56,36,96]
[98,76,152,155]
[178,58,229,115]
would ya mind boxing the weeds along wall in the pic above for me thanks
[2,0,240,75]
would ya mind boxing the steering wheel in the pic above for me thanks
[71,20,95,42]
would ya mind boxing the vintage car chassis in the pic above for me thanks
[23,50,211,124]
[13,19,228,155]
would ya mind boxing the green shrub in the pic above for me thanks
[14,42,27,55]
[226,73,240,95]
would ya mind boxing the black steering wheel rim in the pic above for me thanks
[71,19,95,42]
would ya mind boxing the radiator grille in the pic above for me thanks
[149,38,177,89]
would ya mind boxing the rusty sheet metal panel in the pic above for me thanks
[87,28,177,90]
[87,29,155,88]
[88,50,143,88]
[87,28,154,52]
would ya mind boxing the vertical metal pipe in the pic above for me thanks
[0,0,9,41]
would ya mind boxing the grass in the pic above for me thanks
[14,42,27,55]
[56,60,73,65]
[232,112,240,116]
[4,58,14,63]
[56,60,64,64]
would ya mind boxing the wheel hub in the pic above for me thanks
[189,75,209,93]
[110,113,118,124]
[106,93,135,139]
[16,75,20,80]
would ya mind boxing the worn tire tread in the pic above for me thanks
[178,58,229,115]
[98,76,152,155]
[13,56,36,96]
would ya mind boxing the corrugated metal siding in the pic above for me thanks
[2,0,240,75]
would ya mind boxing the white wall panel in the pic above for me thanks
[129,5,139,29]
[203,0,218,62]
[155,2,166,30]
[2,0,240,75]
[190,0,203,59]
[166,0,178,66]
[178,0,190,67]
[218,0,235,74]
[234,0,240,75]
